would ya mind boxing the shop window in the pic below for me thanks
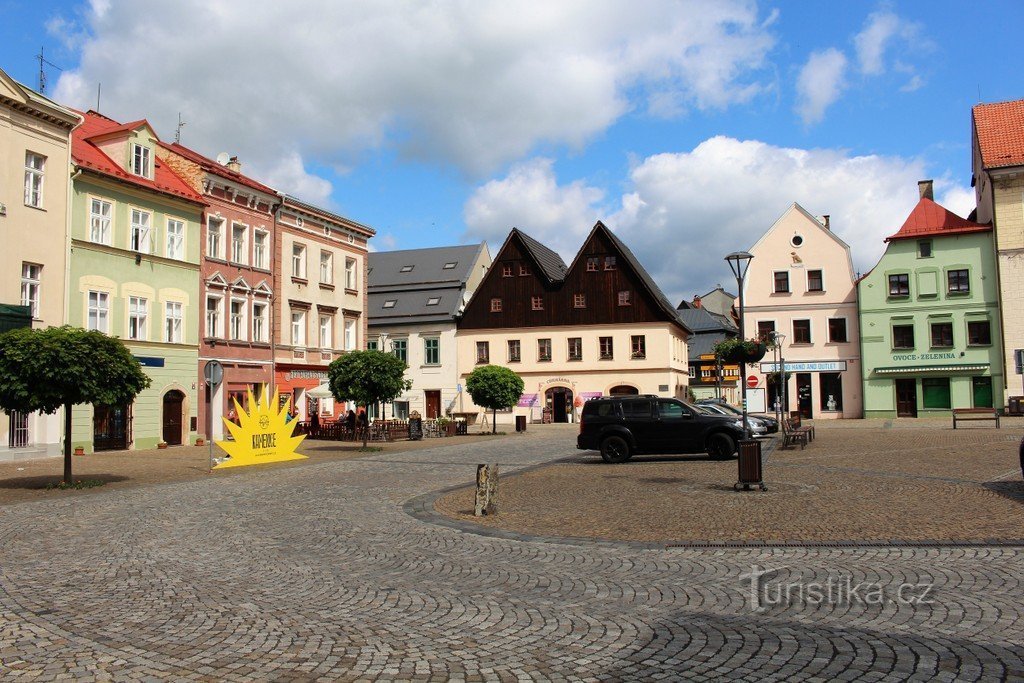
[819,373,843,412]
[922,378,951,409]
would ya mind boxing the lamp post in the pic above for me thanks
[772,331,786,423]
[725,251,754,438]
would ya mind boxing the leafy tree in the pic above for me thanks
[465,365,524,434]
[328,350,412,447]
[0,326,151,484]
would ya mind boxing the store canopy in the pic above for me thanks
[307,383,334,399]
[0,304,31,335]
[874,364,989,375]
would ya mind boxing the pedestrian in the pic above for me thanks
[346,409,356,438]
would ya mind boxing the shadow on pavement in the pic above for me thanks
[0,473,129,489]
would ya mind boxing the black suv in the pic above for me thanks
[577,395,747,463]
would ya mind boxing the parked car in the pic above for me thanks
[695,402,771,436]
[696,399,779,433]
[577,395,748,463]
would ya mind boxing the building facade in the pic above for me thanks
[859,182,1003,418]
[742,204,862,418]
[0,69,80,459]
[273,196,374,420]
[972,99,1024,405]
[157,144,279,441]
[68,111,206,452]
[677,298,739,403]
[367,243,491,420]
[456,223,690,426]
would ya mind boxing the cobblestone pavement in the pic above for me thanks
[1,425,1022,680]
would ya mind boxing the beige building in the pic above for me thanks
[972,100,1024,406]
[0,69,80,459]
[742,204,862,419]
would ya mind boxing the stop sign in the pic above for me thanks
[746,375,759,389]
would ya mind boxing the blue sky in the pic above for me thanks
[3,1,1022,303]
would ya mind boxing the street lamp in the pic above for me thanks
[772,331,786,423]
[725,251,754,439]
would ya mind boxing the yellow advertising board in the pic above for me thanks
[214,387,307,469]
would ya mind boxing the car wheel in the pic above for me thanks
[706,432,737,460]
[600,435,632,463]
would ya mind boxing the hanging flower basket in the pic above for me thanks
[713,338,769,364]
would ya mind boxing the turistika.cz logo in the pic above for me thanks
[740,564,935,611]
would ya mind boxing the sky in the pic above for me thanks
[2,0,1022,305]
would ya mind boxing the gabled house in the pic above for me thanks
[457,222,691,425]
[677,298,739,402]
[367,243,491,419]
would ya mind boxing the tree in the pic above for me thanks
[465,365,524,434]
[0,326,151,484]
[327,350,412,447]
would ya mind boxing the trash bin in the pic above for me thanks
[515,415,527,432]
[1008,396,1024,416]
[735,439,765,491]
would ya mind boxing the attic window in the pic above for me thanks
[443,262,458,269]
[131,143,152,178]
[604,256,617,270]
[382,300,396,309]
[426,296,441,306]
[400,265,414,273]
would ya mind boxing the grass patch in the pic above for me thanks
[357,446,385,453]
[476,431,508,436]
[45,479,107,490]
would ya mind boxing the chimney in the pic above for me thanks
[227,156,241,173]
[692,295,702,309]
[822,215,830,230]
[918,179,934,201]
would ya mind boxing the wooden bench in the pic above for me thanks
[788,413,815,441]
[952,408,1000,429]
[781,421,809,450]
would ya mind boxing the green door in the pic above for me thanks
[972,376,993,408]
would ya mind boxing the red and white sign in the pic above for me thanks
[746,375,759,389]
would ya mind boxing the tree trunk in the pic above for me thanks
[492,408,497,434]
[63,401,73,485]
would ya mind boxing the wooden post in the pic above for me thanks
[474,463,498,516]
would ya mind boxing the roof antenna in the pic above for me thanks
[174,112,186,144]
[35,46,63,94]
[96,82,101,111]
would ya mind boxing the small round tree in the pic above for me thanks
[328,350,412,447]
[0,326,151,484]
[465,365,524,434]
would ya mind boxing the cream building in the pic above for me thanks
[0,69,80,459]
[742,204,862,419]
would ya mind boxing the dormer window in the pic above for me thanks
[400,265,414,273]
[131,143,152,178]
[443,262,457,269]
[383,300,396,309]
[426,296,441,306]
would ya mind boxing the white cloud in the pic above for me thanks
[853,10,901,76]
[465,137,974,305]
[936,184,976,219]
[794,49,847,125]
[53,0,776,195]
[259,152,333,206]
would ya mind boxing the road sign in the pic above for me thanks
[204,360,223,387]
[746,375,759,389]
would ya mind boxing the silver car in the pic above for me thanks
[695,403,769,437]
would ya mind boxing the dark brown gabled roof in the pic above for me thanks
[512,228,569,283]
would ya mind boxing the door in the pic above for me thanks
[7,411,30,448]
[972,376,993,408]
[546,388,570,423]
[425,390,442,419]
[94,404,129,451]
[162,391,184,445]
[654,399,694,452]
[796,373,813,419]
[895,379,917,417]
[620,399,657,451]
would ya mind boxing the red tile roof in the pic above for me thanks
[885,197,990,242]
[973,99,1024,170]
[159,141,278,196]
[72,110,205,205]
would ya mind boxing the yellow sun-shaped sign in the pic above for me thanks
[214,387,307,469]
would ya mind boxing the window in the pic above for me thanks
[393,401,410,420]
[20,263,41,318]
[207,218,224,258]
[424,337,440,365]
[252,302,267,342]
[888,273,910,296]
[631,335,646,359]
[166,219,184,259]
[128,297,147,340]
[892,324,915,349]
[828,318,848,343]
[501,263,513,277]
[574,293,586,308]
[568,337,582,361]
[518,263,530,276]
[24,153,44,207]
[773,271,790,293]
[291,310,306,345]
[604,256,617,270]
[382,299,396,309]
[947,269,970,294]
[490,298,502,312]
[531,296,543,311]
[400,265,414,273]
[230,224,247,263]
[586,257,599,271]
[130,143,151,177]
[476,341,489,364]
[922,377,951,409]
[507,339,521,362]
[292,244,306,278]
[319,250,333,284]
[392,338,408,363]
[757,321,776,340]
[319,315,332,348]
[206,296,222,337]
[344,319,356,350]
[967,320,992,346]
[253,230,268,269]
[443,261,457,270]
[599,336,614,360]
[90,198,112,244]
[807,269,823,292]
[657,400,685,420]
[367,340,378,350]
[538,338,552,362]
[918,240,932,258]
[621,400,652,418]
[87,291,109,332]
[426,296,441,306]
[230,300,245,340]
[617,290,632,306]
[819,373,843,412]
[130,209,151,253]
[164,301,182,343]
[345,258,357,290]
[792,319,811,344]
[930,322,953,348]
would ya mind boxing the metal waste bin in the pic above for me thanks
[735,439,766,491]
[1008,396,1024,416]
[515,415,527,432]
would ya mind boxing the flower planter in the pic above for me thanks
[73,446,85,456]
[195,438,205,446]
[157,442,169,450]
[724,343,767,364]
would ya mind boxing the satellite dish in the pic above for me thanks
[216,152,231,165]
[462,290,472,305]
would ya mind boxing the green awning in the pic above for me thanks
[0,304,31,334]
[874,364,988,375]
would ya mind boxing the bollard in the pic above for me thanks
[474,463,499,516]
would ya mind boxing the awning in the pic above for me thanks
[307,383,334,399]
[0,304,31,334]
[874,364,988,375]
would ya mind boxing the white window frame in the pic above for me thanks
[21,263,41,319]
[130,208,152,253]
[229,298,247,341]
[291,310,307,346]
[292,243,307,279]
[205,294,223,338]
[128,296,148,341]
[253,229,269,269]
[207,217,224,259]
[230,223,248,264]
[345,257,357,290]
[252,301,268,342]
[90,197,113,245]
[165,301,183,343]
[131,143,152,178]
[344,319,356,350]
[319,315,333,349]
[806,268,825,293]
[24,152,44,208]
[87,290,109,333]
[320,250,333,284]
[166,218,185,259]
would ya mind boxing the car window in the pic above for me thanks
[620,400,653,418]
[583,402,616,418]
[595,403,616,418]
[657,400,686,420]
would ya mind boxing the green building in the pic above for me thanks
[859,182,1003,418]
[69,111,206,451]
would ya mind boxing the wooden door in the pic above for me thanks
[796,373,813,419]
[94,404,129,451]
[162,391,184,445]
[895,379,917,417]
[548,389,568,423]
[425,391,441,419]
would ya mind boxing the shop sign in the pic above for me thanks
[890,352,956,362]
[285,369,328,381]
[517,393,539,407]
[134,356,165,368]
[545,377,572,385]
[215,387,307,469]
[760,361,848,373]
